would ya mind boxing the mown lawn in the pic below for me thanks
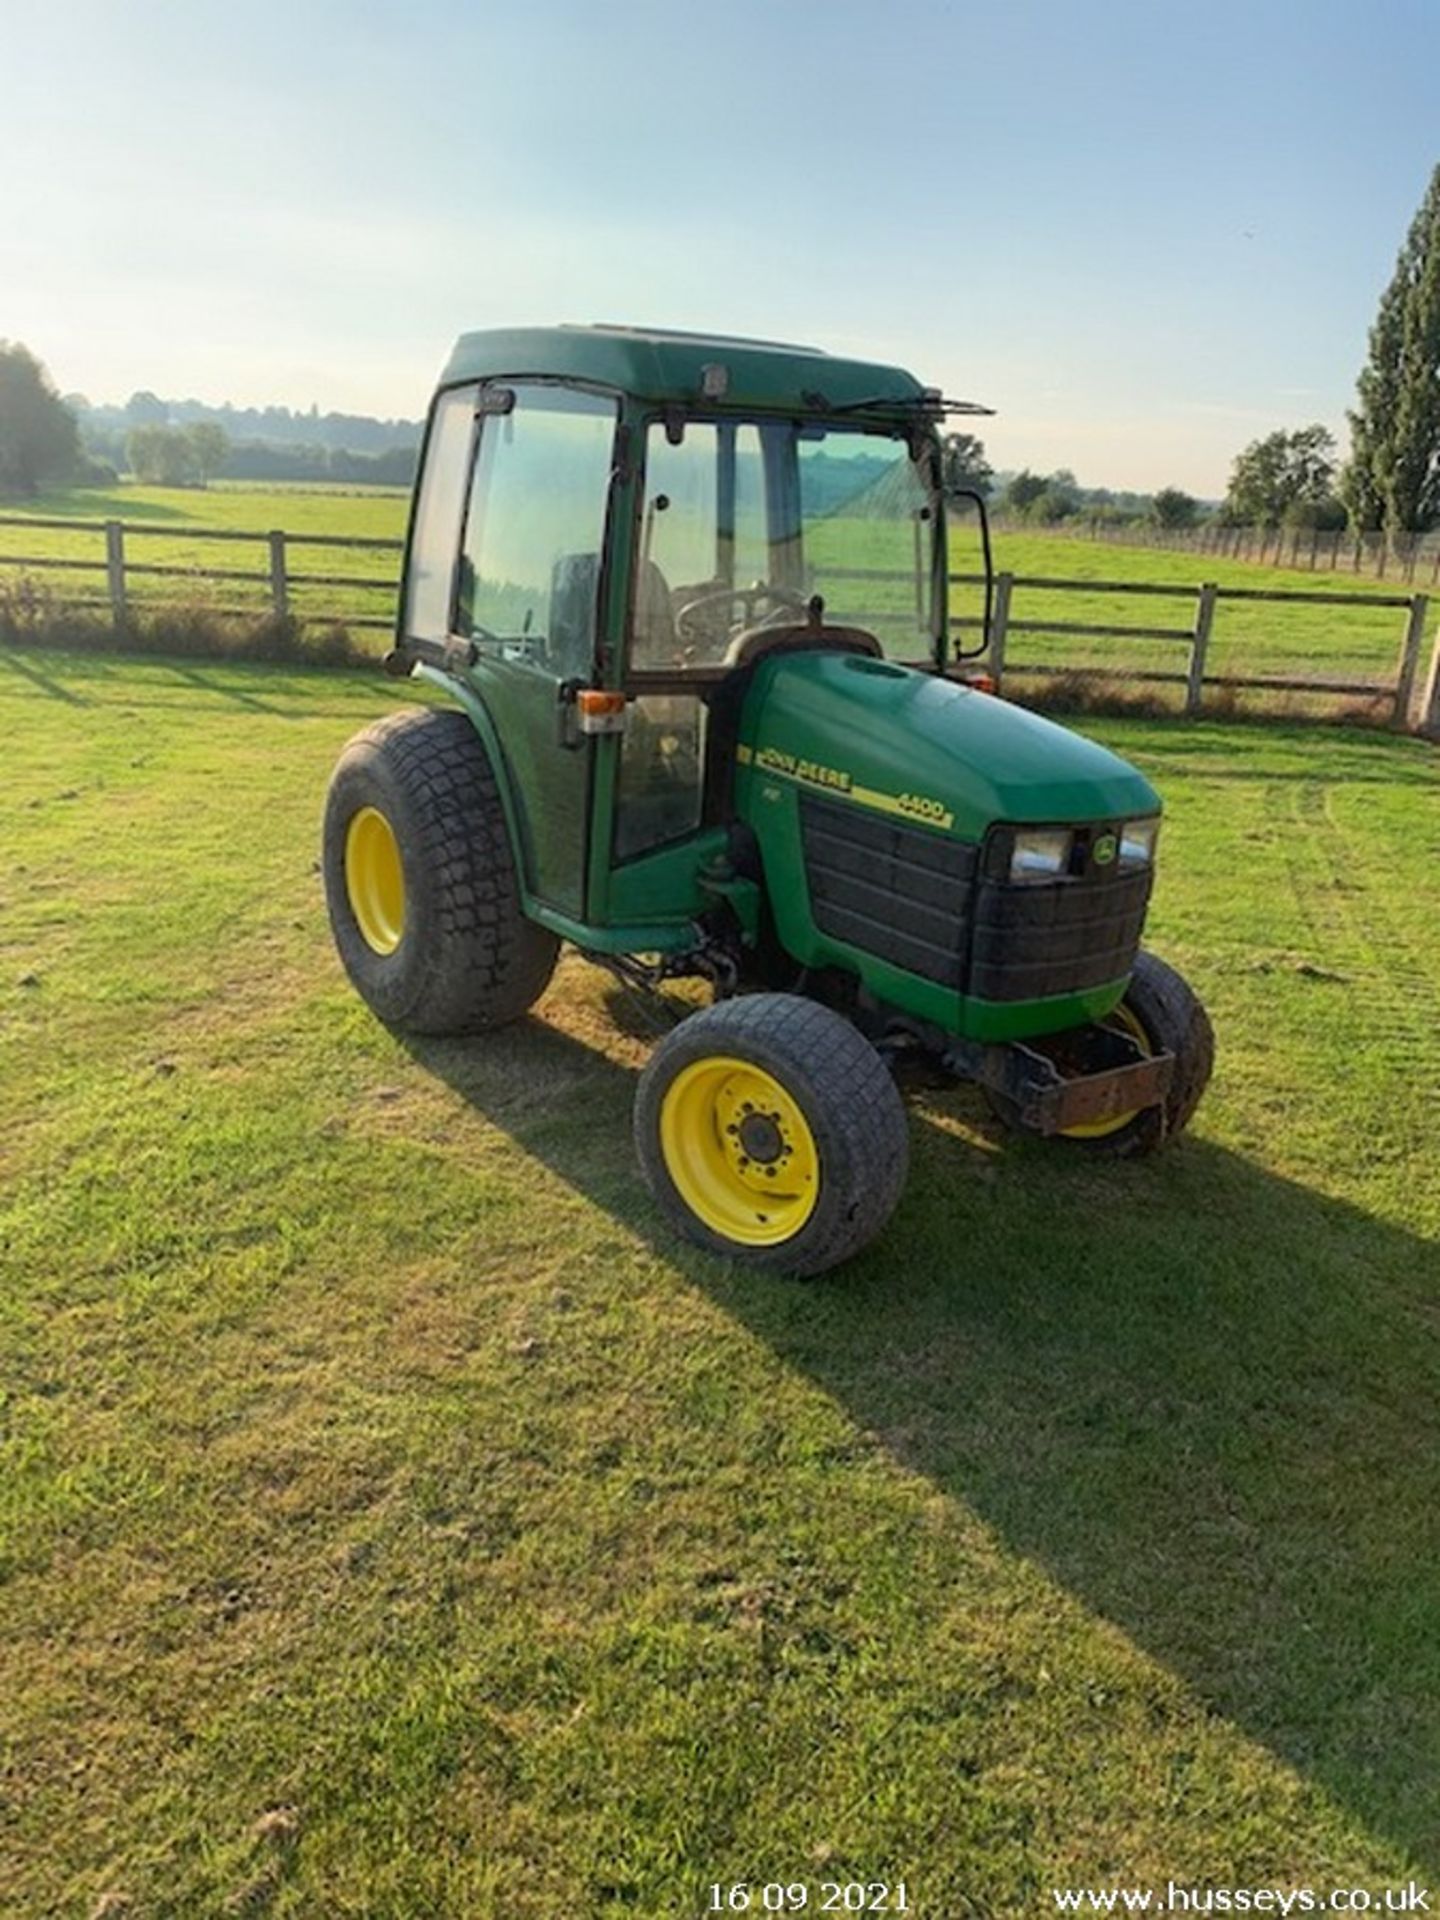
[2,650,1439,1917]
[2,486,1433,695]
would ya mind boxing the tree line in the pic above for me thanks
[0,348,420,495]
[121,422,417,488]
[942,439,1207,531]
[78,390,419,457]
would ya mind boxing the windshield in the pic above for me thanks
[631,417,939,673]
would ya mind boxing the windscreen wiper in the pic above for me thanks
[800,388,995,417]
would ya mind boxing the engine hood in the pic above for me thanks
[737,650,1159,839]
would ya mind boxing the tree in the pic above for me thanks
[1004,469,1047,516]
[184,421,229,486]
[0,342,82,496]
[1283,491,1348,533]
[1222,426,1336,527]
[1342,164,1440,533]
[127,423,199,486]
[1031,469,1079,523]
[940,431,993,499]
[1151,487,1200,529]
[124,390,168,427]
[1002,468,1079,524]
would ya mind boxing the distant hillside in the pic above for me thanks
[64,391,422,488]
[68,392,421,457]
[797,450,894,515]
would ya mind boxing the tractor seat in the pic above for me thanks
[722,622,883,670]
[630,560,681,666]
[550,552,678,672]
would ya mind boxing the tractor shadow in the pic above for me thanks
[407,1002,1440,1873]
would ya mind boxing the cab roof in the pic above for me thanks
[438,323,928,414]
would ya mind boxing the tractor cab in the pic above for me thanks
[390,325,987,943]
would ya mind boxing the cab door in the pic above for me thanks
[455,381,619,918]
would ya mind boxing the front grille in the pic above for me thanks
[798,797,1151,1003]
[799,795,976,988]
[970,859,1152,1002]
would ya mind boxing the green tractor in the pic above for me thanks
[323,326,1213,1274]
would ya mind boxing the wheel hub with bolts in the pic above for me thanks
[715,1076,800,1192]
[735,1109,785,1165]
[637,994,912,1275]
[657,1055,820,1245]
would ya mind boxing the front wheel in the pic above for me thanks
[988,950,1214,1156]
[634,994,909,1276]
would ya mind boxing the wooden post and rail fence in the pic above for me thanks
[1,513,403,632]
[948,567,1438,733]
[2,514,1438,736]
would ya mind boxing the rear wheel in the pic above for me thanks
[987,950,1213,1157]
[634,993,909,1276]
[323,708,558,1034]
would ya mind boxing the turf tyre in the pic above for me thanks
[634,992,910,1276]
[323,708,557,1034]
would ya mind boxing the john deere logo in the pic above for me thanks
[1092,832,1118,866]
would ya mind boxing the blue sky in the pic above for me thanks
[4,0,1437,492]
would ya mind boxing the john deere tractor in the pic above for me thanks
[323,326,1213,1274]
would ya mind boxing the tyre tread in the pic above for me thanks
[324,708,557,1034]
[1128,948,1214,1144]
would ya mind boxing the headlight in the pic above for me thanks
[1119,817,1159,867]
[1010,827,1072,881]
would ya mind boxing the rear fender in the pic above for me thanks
[411,662,527,872]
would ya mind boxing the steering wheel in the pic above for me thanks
[674,582,809,650]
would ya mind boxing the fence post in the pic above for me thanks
[268,530,288,617]
[104,520,126,625]
[1187,582,1217,718]
[1393,594,1428,727]
[987,571,1013,690]
[1415,617,1440,738]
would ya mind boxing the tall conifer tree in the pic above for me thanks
[1344,165,1440,533]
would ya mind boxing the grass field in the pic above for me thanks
[0,483,407,633]
[1,483,1432,700]
[2,647,1439,1916]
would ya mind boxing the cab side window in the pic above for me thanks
[404,383,478,643]
[458,384,618,679]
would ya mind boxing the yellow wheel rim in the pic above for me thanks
[659,1055,820,1248]
[344,806,405,955]
[1060,1002,1151,1139]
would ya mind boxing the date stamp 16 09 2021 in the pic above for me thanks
[707,1885,911,1913]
